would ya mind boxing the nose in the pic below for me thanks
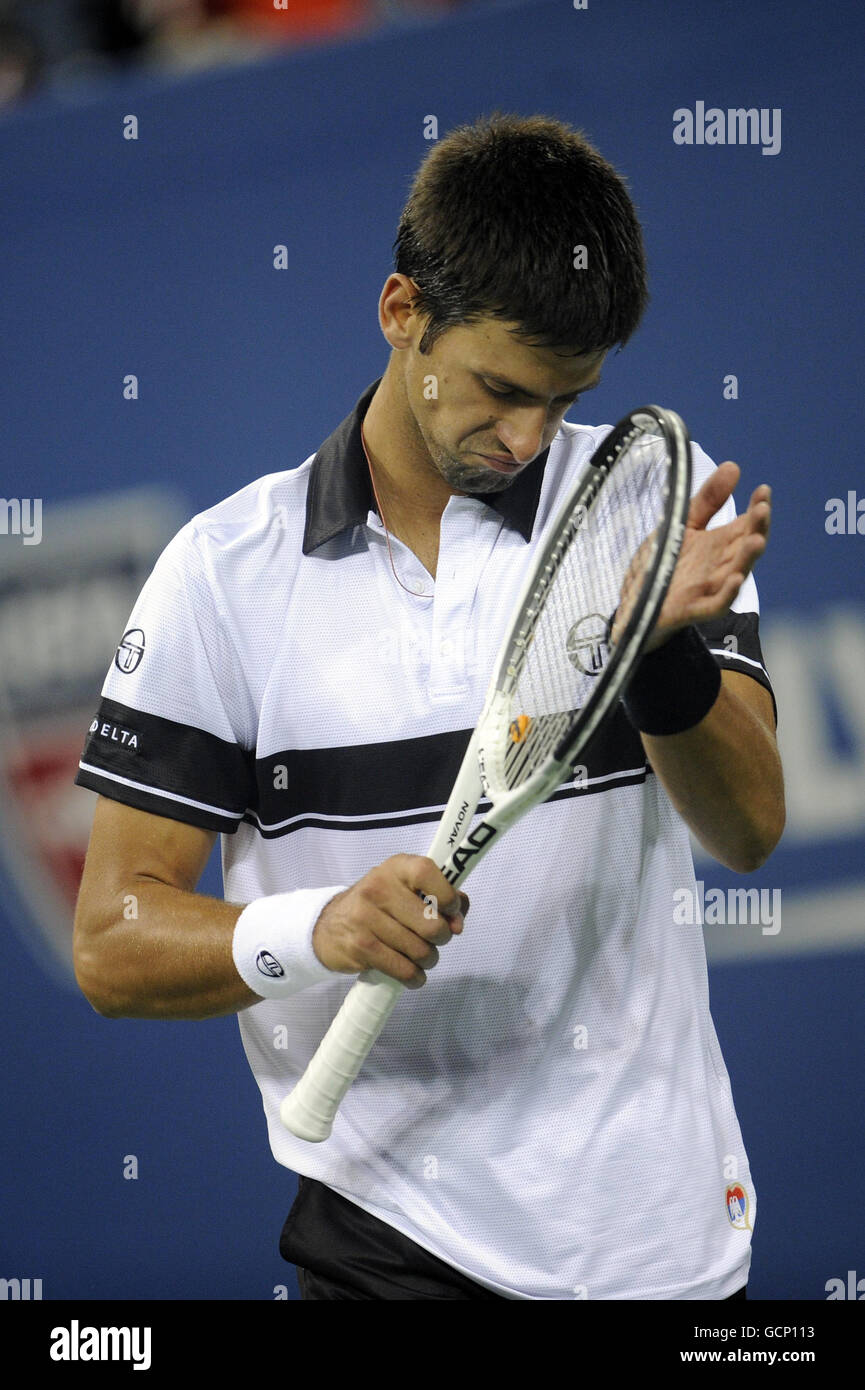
[495,407,552,464]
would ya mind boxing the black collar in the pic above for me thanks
[302,378,550,554]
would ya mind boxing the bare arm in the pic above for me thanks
[642,670,785,873]
[73,798,255,1020]
[73,797,467,1021]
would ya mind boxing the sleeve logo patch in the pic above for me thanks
[115,628,146,673]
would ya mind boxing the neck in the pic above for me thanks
[361,362,457,533]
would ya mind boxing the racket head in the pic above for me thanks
[478,405,692,798]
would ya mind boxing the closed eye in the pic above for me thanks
[481,379,580,405]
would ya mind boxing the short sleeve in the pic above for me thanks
[74,522,256,832]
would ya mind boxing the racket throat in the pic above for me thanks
[440,819,499,884]
[477,687,516,796]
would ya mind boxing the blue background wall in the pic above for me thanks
[1,0,863,1300]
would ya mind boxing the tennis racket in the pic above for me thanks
[280,404,692,1142]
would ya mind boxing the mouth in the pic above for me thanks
[475,453,522,474]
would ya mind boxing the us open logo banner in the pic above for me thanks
[0,488,186,979]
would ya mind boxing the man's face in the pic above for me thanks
[400,316,607,495]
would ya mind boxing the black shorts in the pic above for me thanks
[280,1176,748,1302]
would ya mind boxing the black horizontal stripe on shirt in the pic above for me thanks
[250,709,649,837]
[244,767,654,838]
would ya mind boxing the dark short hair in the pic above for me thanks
[394,112,649,356]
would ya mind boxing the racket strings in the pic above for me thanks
[499,428,671,792]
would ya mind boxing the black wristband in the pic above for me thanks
[622,625,722,736]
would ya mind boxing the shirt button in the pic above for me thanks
[408,577,427,594]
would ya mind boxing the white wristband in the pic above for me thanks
[232,887,347,1000]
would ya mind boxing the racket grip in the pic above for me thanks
[279,969,405,1141]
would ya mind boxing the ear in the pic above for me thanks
[379,274,426,350]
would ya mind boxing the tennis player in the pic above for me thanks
[73,114,784,1300]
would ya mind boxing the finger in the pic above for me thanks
[372,890,466,973]
[736,532,767,581]
[365,935,433,989]
[689,533,766,616]
[711,519,768,573]
[747,483,771,509]
[686,461,740,532]
[718,526,767,571]
[380,879,461,947]
[400,855,468,923]
[662,548,750,627]
[440,890,470,933]
[361,858,463,946]
[344,903,435,988]
[744,496,772,539]
[708,572,744,617]
[379,914,443,970]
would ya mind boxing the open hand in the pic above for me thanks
[611,462,771,653]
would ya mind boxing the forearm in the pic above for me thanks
[641,677,785,873]
[74,878,258,1021]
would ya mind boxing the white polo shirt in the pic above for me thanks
[76,379,774,1300]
